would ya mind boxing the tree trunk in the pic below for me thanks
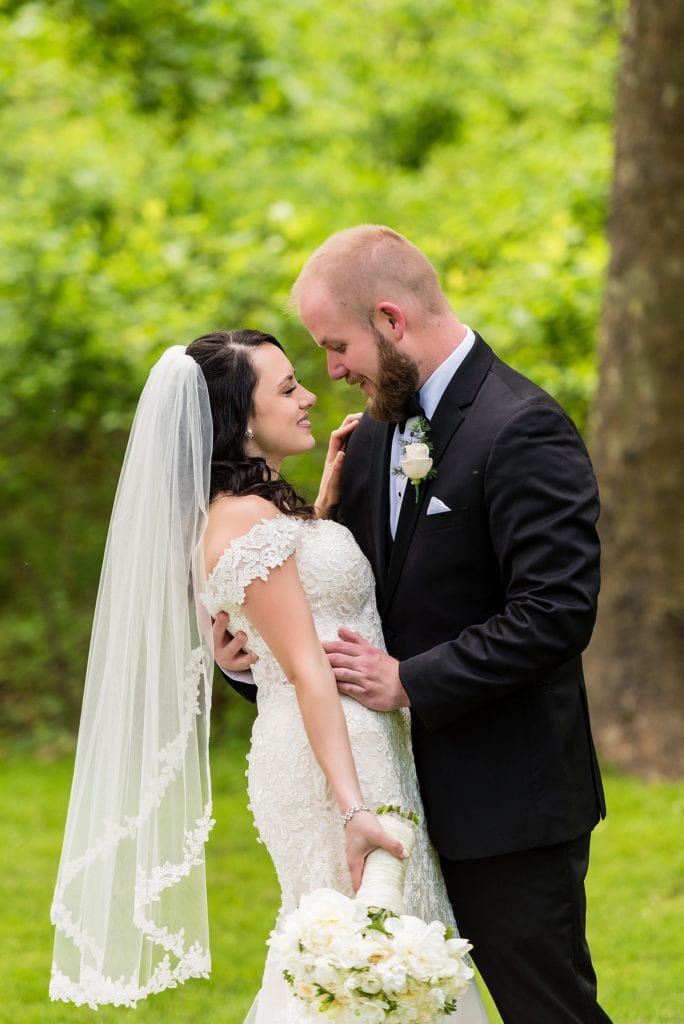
[587,0,684,778]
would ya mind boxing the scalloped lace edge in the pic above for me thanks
[50,645,214,1007]
[49,944,211,1009]
[202,514,300,613]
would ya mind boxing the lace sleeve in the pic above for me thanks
[202,515,301,615]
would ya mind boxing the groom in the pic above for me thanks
[220,225,612,1023]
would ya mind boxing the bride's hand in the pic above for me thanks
[314,413,363,519]
[344,810,407,892]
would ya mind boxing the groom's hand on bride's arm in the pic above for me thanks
[324,628,410,711]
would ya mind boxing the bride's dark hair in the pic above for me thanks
[186,329,315,518]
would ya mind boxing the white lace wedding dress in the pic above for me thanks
[203,514,488,1024]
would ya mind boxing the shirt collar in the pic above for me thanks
[418,326,475,421]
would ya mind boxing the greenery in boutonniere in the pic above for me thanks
[392,415,437,503]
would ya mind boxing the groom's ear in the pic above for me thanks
[375,301,406,341]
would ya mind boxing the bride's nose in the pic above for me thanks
[301,387,316,408]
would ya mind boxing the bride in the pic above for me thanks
[50,329,488,1023]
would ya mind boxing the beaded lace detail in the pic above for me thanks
[204,515,300,612]
[206,515,466,1024]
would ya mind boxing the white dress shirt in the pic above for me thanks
[389,327,475,537]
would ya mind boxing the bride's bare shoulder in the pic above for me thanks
[209,493,280,532]
[204,495,280,573]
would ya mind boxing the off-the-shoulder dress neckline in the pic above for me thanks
[205,513,298,584]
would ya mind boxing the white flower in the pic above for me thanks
[353,997,390,1023]
[446,936,473,959]
[400,443,433,482]
[428,985,447,1010]
[294,979,318,1001]
[329,931,377,970]
[388,1008,421,1024]
[393,416,436,502]
[273,871,473,1021]
[386,916,469,986]
[275,888,365,958]
[375,956,409,993]
[350,970,383,995]
[310,961,341,992]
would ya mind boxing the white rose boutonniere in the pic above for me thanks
[401,442,433,482]
[393,415,437,503]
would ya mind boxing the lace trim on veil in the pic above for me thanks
[50,646,214,1009]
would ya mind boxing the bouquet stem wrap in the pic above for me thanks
[356,811,418,915]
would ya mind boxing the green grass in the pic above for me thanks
[1,738,682,1024]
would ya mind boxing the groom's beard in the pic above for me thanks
[366,326,421,424]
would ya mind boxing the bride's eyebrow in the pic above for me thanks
[277,372,296,388]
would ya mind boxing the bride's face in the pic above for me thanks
[247,343,317,470]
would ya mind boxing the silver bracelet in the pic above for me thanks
[340,803,370,829]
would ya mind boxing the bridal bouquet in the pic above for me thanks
[269,807,473,1022]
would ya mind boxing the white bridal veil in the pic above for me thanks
[50,347,215,1008]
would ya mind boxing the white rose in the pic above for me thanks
[400,442,433,482]
[352,997,388,1023]
[294,888,365,954]
[351,971,383,995]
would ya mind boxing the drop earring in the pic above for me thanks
[245,428,255,441]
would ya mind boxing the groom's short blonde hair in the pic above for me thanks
[290,225,448,322]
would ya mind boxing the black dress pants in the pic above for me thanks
[439,834,613,1024]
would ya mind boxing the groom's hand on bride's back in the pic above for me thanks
[324,628,410,711]
[212,612,259,673]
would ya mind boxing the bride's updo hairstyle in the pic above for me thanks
[186,329,315,518]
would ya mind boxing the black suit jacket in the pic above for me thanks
[339,335,606,860]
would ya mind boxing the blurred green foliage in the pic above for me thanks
[0,0,622,739]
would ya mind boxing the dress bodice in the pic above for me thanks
[203,515,385,693]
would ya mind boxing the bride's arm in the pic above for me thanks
[243,555,405,888]
[205,495,405,889]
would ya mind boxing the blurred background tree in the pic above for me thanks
[587,0,684,778]
[1,0,623,744]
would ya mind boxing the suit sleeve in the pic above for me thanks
[218,666,257,703]
[399,402,600,730]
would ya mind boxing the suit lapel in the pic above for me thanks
[382,334,493,613]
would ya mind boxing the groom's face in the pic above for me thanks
[300,284,419,422]
[300,285,380,394]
